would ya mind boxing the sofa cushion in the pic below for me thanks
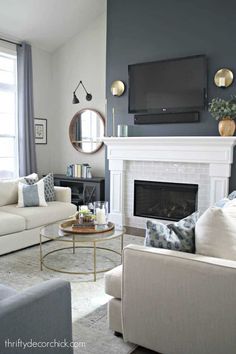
[0,174,39,206]
[0,202,76,230]
[0,179,19,206]
[145,211,199,253]
[0,211,25,236]
[195,204,236,261]
[0,284,18,301]
[105,265,122,299]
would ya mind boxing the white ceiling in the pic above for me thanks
[0,0,106,52]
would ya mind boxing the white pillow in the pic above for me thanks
[18,179,47,207]
[195,206,236,261]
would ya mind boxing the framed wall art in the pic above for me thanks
[34,118,47,144]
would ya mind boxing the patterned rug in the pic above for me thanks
[0,233,144,353]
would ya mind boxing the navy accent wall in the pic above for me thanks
[106,0,236,201]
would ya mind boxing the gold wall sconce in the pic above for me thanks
[111,80,125,96]
[214,68,234,88]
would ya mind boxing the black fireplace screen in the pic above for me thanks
[134,180,198,221]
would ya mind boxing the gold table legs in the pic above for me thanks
[40,236,123,281]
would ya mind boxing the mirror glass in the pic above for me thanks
[69,109,105,154]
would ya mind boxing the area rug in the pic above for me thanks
[74,304,136,354]
[0,233,144,353]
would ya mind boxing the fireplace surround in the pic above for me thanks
[103,136,236,229]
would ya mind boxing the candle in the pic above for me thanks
[96,208,106,224]
[112,107,115,136]
[219,77,225,87]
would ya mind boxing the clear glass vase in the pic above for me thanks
[93,201,109,225]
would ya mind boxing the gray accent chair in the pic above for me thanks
[0,279,73,354]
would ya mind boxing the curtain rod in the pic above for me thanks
[0,37,22,47]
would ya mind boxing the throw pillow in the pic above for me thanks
[214,190,236,208]
[144,211,199,253]
[23,173,38,185]
[18,180,47,207]
[42,173,56,202]
[23,173,56,202]
[195,205,236,261]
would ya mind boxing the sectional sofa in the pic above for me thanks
[0,178,76,255]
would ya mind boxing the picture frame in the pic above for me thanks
[34,118,47,144]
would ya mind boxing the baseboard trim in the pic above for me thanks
[125,226,145,237]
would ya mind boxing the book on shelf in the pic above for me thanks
[66,163,91,178]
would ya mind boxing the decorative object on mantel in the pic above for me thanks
[214,68,234,88]
[117,124,128,137]
[72,80,92,104]
[34,118,47,144]
[209,96,236,136]
[111,80,125,96]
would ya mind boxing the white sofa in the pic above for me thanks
[0,183,76,255]
[105,244,236,354]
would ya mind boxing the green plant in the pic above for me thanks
[208,96,236,121]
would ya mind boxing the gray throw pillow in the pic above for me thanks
[144,211,199,253]
[43,173,56,202]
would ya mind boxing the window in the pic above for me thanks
[0,46,18,179]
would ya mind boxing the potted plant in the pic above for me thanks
[209,96,236,136]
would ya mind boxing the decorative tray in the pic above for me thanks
[59,220,115,234]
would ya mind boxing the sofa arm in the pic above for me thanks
[0,279,73,354]
[54,186,71,203]
[122,244,236,354]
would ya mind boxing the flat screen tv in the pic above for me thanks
[128,55,207,114]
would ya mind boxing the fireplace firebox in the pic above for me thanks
[134,180,198,221]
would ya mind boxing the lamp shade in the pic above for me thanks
[72,92,79,104]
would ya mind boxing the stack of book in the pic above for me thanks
[67,164,91,178]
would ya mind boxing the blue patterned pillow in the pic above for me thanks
[215,191,236,208]
[144,211,199,253]
[43,173,56,202]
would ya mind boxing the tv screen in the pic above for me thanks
[128,55,207,114]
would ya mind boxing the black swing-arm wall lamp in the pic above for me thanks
[72,81,92,104]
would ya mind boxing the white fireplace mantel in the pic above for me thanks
[103,136,236,228]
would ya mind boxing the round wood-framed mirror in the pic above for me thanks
[69,109,105,154]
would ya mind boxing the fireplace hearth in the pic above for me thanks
[134,180,198,221]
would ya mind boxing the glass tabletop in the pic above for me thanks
[40,222,125,242]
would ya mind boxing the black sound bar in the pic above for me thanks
[134,112,199,124]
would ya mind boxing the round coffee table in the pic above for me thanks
[40,222,125,281]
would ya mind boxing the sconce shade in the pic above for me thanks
[72,92,80,104]
[214,68,234,88]
[111,80,125,96]
[72,81,92,104]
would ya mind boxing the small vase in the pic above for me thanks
[218,117,236,136]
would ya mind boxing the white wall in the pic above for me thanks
[50,13,106,177]
[32,46,52,176]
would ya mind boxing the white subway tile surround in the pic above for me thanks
[125,161,209,229]
[104,137,236,229]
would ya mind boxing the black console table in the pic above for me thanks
[53,174,105,208]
